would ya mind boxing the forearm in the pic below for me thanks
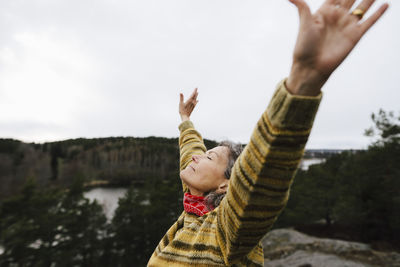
[178,120,206,192]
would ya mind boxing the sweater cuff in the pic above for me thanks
[178,120,195,132]
[266,79,322,130]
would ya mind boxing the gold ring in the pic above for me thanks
[351,8,365,20]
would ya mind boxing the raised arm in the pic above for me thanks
[178,88,206,192]
[215,0,389,264]
[216,81,321,264]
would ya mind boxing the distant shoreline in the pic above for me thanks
[83,180,140,191]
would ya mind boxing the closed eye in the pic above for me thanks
[207,156,212,160]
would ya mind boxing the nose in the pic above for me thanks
[192,154,202,163]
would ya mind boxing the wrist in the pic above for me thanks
[286,64,329,96]
[180,114,190,122]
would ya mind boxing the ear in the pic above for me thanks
[216,181,229,194]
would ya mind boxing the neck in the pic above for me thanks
[187,187,204,197]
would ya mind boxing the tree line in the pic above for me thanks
[276,109,400,248]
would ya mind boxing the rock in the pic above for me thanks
[264,251,368,267]
[262,228,400,267]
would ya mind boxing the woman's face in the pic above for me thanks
[180,146,230,196]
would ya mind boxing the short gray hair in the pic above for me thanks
[219,140,243,179]
[205,140,243,209]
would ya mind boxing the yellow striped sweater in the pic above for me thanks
[148,79,321,266]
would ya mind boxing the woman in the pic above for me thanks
[148,0,388,266]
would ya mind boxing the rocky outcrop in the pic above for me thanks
[262,229,400,267]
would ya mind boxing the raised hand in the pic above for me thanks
[179,88,199,122]
[286,0,389,96]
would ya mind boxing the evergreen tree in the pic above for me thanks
[107,171,181,266]
[0,176,108,266]
[277,109,400,247]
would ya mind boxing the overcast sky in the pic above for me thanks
[0,0,398,149]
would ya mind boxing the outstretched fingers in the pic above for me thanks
[179,88,199,120]
[360,3,389,35]
[340,0,357,10]
[180,88,198,105]
[187,88,198,103]
[185,88,199,108]
[353,0,376,15]
[288,0,312,23]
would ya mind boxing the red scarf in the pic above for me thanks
[183,192,212,217]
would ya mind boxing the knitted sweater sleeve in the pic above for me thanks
[216,79,322,265]
[178,120,207,193]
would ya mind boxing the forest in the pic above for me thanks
[0,109,399,266]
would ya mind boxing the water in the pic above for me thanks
[0,188,127,255]
[84,187,128,220]
[300,158,325,170]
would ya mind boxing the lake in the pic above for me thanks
[84,187,128,220]
[300,158,325,170]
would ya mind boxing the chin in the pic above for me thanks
[180,168,195,190]
[180,169,189,183]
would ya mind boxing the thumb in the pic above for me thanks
[288,0,312,24]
